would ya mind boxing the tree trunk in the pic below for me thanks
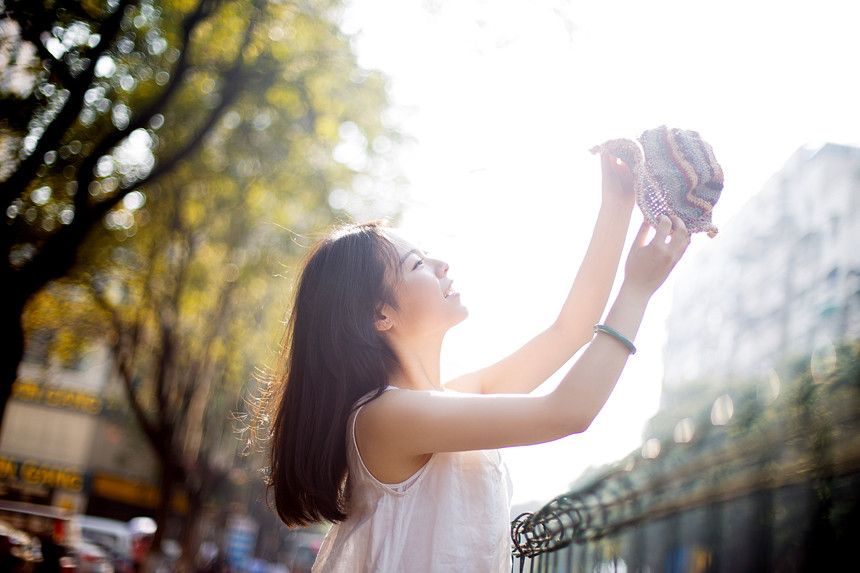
[153,460,178,552]
[179,488,203,572]
[0,291,27,429]
[0,209,93,424]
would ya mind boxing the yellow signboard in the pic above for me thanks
[11,379,103,415]
[0,455,85,493]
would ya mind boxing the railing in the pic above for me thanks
[511,340,860,572]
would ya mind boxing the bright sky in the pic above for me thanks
[340,0,860,506]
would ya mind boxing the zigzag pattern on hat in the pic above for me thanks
[590,126,723,238]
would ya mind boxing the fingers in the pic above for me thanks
[647,214,691,243]
[669,215,687,235]
[602,154,631,177]
[640,215,691,267]
[600,153,615,178]
[667,215,691,254]
[624,215,692,296]
[633,219,650,247]
[651,215,673,245]
[601,153,612,169]
[634,214,692,257]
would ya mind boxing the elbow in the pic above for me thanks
[542,395,595,438]
[547,414,591,440]
[566,414,594,436]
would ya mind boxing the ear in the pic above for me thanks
[375,306,394,332]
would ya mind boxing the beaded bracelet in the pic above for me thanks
[593,324,637,355]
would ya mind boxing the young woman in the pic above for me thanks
[264,154,690,572]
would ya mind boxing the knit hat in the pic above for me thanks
[590,126,723,238]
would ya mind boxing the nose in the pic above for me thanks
[432,258,449,277]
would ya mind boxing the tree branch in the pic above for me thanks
[13,13,76,87]
[127,231,165,371]
[13,3,257,306]
[72,0,220,217]
[176,178,252,424]
[0,0,137,206]
[154,207,188,430]
[86,282,160,446]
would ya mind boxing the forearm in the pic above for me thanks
[554,199,633,343]
[437,217,687,453]
[456,200,634,397]
[546,282,651,434]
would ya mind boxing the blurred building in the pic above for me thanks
[0,340,161,519]
[0,336,312,565]
[663,143,860,393]
[519,143,860,572]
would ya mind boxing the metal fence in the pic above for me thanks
[511,341,860,572]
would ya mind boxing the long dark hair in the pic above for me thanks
[264,221,401,527]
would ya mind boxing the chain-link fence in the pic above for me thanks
[511,340,860,572]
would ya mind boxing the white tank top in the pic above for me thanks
[312,389,513,573]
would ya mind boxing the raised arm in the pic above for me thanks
[358,216,690,465]
[445,154,635,395]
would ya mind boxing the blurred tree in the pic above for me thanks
[83,180,290,564]
[7,0,401,566]
[1,0,400,427]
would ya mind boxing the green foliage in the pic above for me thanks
[7,0,401,441]
[22,280,111,368]
[2,0,399,260]
[6,0,403,560]
[643,339,860,463]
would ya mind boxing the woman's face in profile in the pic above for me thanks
[381,230,468,337]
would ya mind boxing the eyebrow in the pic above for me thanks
[399,248,423,264]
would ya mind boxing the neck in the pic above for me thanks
[386,332,445,391]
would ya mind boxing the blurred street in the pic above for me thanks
[2,0,859,571]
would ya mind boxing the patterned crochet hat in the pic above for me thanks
[590,126,723,237]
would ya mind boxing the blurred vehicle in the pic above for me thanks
[0,500,77,570]
[128,516,157,567]
[75,514,157,572]
[76,515,135,573]
[76,538,114,573]
[0,518,43,572]
[79,539,130,573]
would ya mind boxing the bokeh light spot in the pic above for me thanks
[31,186,52,205]
[810,338,837,384]
[758,370,781,406]
[641,438,661,459]
[673,418,695,444]
[711,395,734,426]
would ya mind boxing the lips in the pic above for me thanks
[444,282,457,298]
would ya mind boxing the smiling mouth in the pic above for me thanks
[444,283,458,298]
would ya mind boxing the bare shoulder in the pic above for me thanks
[356,388,469,448]
[357,385,568,455]
[357,387,439,429]
[354,389,437,483]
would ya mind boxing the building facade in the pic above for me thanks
[0,343,161,519]
[663,143,860,393]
